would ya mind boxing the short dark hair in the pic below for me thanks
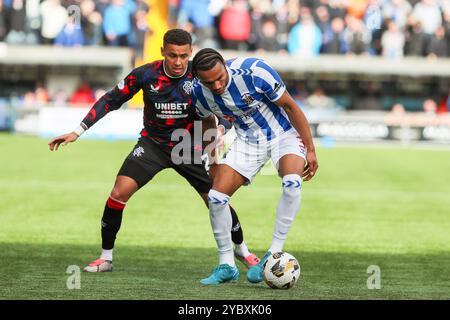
[163,29,192,47]
[192,48,225,77]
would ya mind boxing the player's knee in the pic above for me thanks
[208,189,230,211]
[110,188,132,203]
[281,174,302,199]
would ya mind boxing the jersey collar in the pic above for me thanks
[163,60,188,79]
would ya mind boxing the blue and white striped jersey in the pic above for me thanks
[192,57,293,143]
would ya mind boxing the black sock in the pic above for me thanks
[229,206,244,245]
[101,197,125,250]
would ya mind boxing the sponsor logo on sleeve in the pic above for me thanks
[273,82,282,94]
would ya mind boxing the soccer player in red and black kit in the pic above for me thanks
[48,29,259,272]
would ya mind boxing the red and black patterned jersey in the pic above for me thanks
[80,60,199,150]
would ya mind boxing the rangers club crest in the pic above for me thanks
[241,93,254,105]
[182,80,194,95]
[133,146,145,157]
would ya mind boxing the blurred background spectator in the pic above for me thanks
[54,15,84,47]
[405,21,426,56]
[219,0,251,50]
[381,19,404,59]
[323,17,347,53]
[178,0,218,49]
[39,0,68,44]
[391,102,406,115]
[411,0,441,37]
[288,6,322,56]
[315,5,333,54]
[103,0,136,47]
[4,0,27,44]
[306,86,338,110]
[0,1,6,42]
[80,0,103,46]
[132,6,151,61]
[438,89,450,113]
[256,16,283,53]
[343,14,371,55]
[21,83,50,108]
[423,98,437,114]
[382,0,412,30]
[69,81,96,106]
[427,25,447,58]
[52,87,69,104]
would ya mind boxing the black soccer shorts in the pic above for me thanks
[117,138,212,193]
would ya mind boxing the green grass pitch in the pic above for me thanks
[0,133,449,299]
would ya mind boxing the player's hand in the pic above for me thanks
[48,132,79,151]
[303,150,318,181]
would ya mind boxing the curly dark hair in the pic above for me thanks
[163,29,192,47]
[192,48,226,77]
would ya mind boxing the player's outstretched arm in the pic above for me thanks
[48,132,79,151]
[48,68,143,152]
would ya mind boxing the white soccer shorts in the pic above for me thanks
[221,129,307,183]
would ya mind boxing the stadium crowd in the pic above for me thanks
[0,0,450,59]
[1,0,449,115]
[0,0,151,57]
[174,0,450,59]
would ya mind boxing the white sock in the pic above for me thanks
[101,249,113,261]
[234,242,250,257]
[208,189,235,267]
[270,174,302,254]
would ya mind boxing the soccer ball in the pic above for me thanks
[263,252,301,289]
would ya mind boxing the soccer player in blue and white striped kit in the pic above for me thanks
[191,49,319,285]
